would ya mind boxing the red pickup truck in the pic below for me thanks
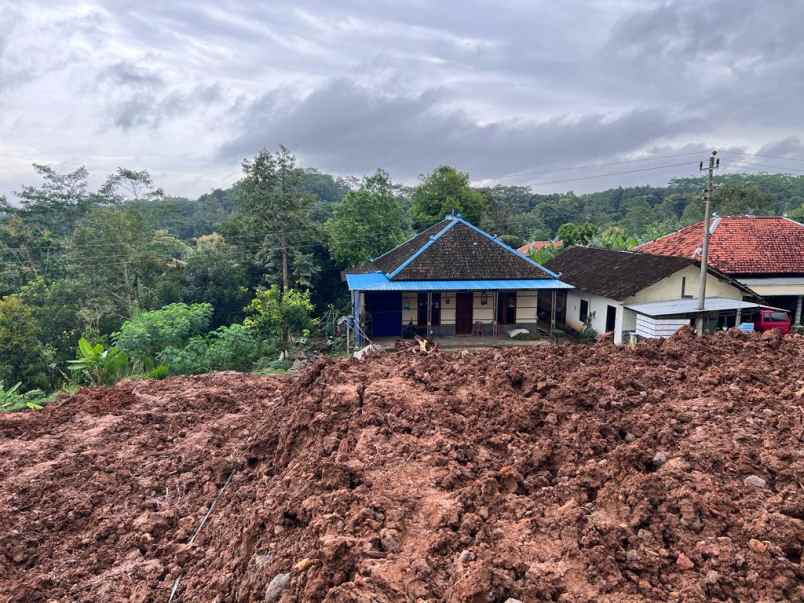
[753,308,792,335]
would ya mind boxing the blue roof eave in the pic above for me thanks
[346,272,574,291]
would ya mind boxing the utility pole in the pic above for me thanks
[696,150,719,336]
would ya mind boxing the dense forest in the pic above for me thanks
[2,146,804,408]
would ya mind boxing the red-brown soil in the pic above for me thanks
[1,329,802,602]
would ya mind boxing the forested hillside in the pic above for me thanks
[1,147,803,405]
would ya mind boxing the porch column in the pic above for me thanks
[427,291,432,336]
[550,289,557,335]
[735,308,742,327]
[494,290,500,336]
[352,290,363,348]
[795,295,803,326]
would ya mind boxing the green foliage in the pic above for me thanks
[159,323,266,375]
[0,381,47,412]
[145,364,170,380]
[245,286,316,351]
[114,303,213,364]
[411,166,487,228]
[178,234,251,327]
[528,245,562,266]
[324,170,410,266]
[557,223,598,246]
[591,226,640,251]
[0,295,52,390]
[67,338,129,386]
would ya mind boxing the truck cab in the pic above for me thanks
[754,308,791,335]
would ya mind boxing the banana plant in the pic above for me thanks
[0,381,45,412]
[67,338,129,386]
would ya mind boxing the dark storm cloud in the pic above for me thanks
[3,0,804,199]
[221,78,703,180]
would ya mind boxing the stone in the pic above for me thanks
[380,528,401,553]
[293,558,314,573]
[653,451,668,467]
[704,570,720,586]
[504,599,524,603]
[743,475,766,489]
[264,573,290,602]
[748,539,768,554]
[624,432,636,443]
[676,552,694,570]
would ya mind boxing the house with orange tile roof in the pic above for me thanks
[638,216,804,326]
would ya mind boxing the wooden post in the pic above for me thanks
[427,291,432,336]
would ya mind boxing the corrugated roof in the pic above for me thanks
[346,272,573,291]
[625,297,770,317]
[637,216,804,275]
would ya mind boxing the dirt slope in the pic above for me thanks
[1,330,802,602]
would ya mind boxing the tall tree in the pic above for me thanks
[324,169,410,267]
[15,164,98,234]
[238,147,316,292]
[411,166,486,228]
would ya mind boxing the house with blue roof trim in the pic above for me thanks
[345,215,573,345]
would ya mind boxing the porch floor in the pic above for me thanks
[371,334,556,350]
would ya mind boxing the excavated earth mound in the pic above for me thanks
[1,330,803,602]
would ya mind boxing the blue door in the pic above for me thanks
[365,292,402,337]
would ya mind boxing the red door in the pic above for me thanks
[455,292,473,335]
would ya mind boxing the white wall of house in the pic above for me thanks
[628,266,743,303]
[564,266,748,345]
[566,291,624,342]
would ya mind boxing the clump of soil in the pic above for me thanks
[1,331,802,602]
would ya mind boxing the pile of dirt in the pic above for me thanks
[1,330,802,602]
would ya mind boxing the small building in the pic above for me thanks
[545,246,758,344]
[638,216,804,326]
[345,216,573,345]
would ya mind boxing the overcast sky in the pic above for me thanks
[3,1,804,201]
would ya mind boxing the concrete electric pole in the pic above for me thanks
[696,150,720,336]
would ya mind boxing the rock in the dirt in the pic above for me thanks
[748,539,768,554]
[676,552,694,570]
[504,599,524,603]
[653,451,668,467]
[264,573,290,602]
[743,475,767,489]
[353,344,382,361]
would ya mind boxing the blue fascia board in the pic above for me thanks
[386,219,457,279]
[451,215,561,278]
[346,272,574,291]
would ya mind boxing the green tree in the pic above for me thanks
[557,223,598,246]
[178,234,250,326]
[238,147,316,292]
[245,285,316,353]
[15,164,97,234]
[0,295,52,390]
[324,170,409,266]
[67,207,187,319]
[591,226,639,250]
[411,166,486,228]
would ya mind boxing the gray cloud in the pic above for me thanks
[3,0,804,200]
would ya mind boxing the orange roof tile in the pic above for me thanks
[637,216,804,274]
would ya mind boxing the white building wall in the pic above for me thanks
[565,290,623,342]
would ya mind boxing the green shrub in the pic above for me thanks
[145,364,170,380]
[114,303,213,365]
[0,381,47,412]
[67,337,129,386]
[244,286,317,351]
[158,324,265,375]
